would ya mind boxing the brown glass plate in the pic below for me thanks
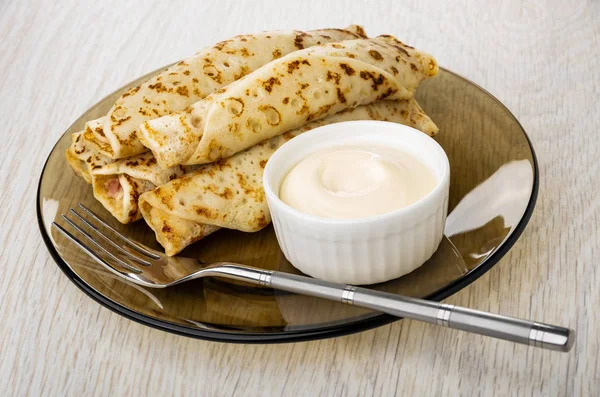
[37,67,538,342]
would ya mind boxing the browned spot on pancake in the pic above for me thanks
[121,86,140,98]
[246,117,262,133]
[395,40,413,49]
[213,40,231,51]
[331,43,344,49]
[161,223,172,233]
[224,97,244,117]
[203,64,222,83]
[410,63,418,71]
[400,110,408,117]
[376,87,396,100]
[240,48,251,57]
[194,206,216,219]
[159,193,173,210]
[294,34,304,49]
[307,103,333,122]
[345,52,356,58]
[272,49,282,59]
[296,102,309,115]
[369,50,383,60]
[183,70,190,75]
[359,71,385,91]
[336,88,347,103]
[282,132,294,141]
[228,122,239,136]
[339,63,355,76]
[234,65,250,80]
[390,66,399,75]
[111,116,131,127]
[142,97,151,104]
[192,78,199,83]
[148,82,171,93]
[287,59,310,74]
[392,44,410,57]
[169,72,178,76]
[262,77,281,93]
[236,173,255,196]
[259,105,281,126]
[299,83,309,89]
[282,97,290,104]
[326,70,341,85]
[259,160,267,168]
[191,115,203,128]
[353,25,367,38]
[177,61,189,66]
[252,213,268,229]
[176,86,189,97]
[193,88,201,96]
[94,126,105,137]
[117,130,138,147]
[219,187,233,199]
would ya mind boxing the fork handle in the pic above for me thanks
[262,271,574,352]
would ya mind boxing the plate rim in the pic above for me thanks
[37,68,539,343]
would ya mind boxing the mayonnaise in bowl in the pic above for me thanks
[279,146,437,219]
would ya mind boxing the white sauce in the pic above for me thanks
[279,146,437,219]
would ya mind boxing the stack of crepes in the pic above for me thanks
[67,25,440,256]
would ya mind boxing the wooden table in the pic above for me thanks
[1,1,598,395]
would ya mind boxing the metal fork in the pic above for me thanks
[52,203,575,352]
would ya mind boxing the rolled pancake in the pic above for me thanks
[139,35,438,168]
[67,132,191,223]
[82,26,367,159]
[139,99,438,256]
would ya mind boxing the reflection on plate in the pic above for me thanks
[37,68,538,342]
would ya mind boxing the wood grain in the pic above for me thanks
[0,0,598,395]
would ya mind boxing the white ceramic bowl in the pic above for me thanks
[263,121,450,285]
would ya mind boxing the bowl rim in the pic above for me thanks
[263,120,450,225]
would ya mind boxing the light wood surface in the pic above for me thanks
[1,0,599,395]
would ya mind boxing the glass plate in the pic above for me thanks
[37,67,538,342]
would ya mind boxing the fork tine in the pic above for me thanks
[68,209,151,266]
[77,203,160,260]
[59,215,142,274]
[52,222,142,276]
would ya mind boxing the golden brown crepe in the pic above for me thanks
[138,35,438,168]
[81,26,367,159]
[139,99,438,255]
